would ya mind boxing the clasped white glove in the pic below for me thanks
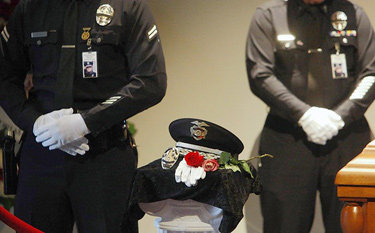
[175,160,206,187]
[59,137,90,156]
[33,108,90,150]
[33,108,74,132]
[298,107,345,145]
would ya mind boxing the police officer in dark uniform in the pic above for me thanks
[0,0,167,232]
[83,61,96,78]
[246,0,375,232]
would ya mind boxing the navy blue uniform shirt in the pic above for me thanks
[0,0,167,136]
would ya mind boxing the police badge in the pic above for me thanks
[161,147,179,169]
[96,4,114,26]
[190,121,209,141]
[331,11,347,31]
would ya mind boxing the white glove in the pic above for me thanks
[33,108,74,135]
[189,166,206,186]
[175,160,206,187]
[298,107,345,145]
[59,137,90,156]
[175,159,191,186]
[325,109,345,129]
[34,109,90,150]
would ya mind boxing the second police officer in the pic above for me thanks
[246,0,375,232]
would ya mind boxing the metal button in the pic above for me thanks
[296,40,304,46]
[342,38,348,44]
[37,40,42,45]
[96,37,102,43]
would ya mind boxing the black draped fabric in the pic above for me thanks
[122,157,262,233]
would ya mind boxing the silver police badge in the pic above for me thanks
[190,121,209,141]
[161,147,179,169]
[96,4,114,26]
[331,11,348,31]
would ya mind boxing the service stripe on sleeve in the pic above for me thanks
[350,76,375,100]
[147,25,158,41]
[101,95,122,105]
[1,26,10,42]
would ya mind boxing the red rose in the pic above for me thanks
[202,159,219,172]
[184,151,204,167]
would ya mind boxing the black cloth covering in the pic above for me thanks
[122,156,262,233]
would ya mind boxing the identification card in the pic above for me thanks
[331,53,348,79]
[82,51,98,78]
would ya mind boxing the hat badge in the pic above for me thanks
[190,121,209,141]
[96,4,114,26]
[331,11,348,31]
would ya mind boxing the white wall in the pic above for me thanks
[130,0,375,232]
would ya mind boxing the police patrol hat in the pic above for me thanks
[169,118,244,155]
[84,61,93,67]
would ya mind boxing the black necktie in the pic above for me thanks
[306,6,324,49]
[55,0,78,109]
[306,6,325,106]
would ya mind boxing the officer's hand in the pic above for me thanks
[298,107,344,145]
[33,108,74,136]
[325,109,345,129]
[34,111,90,150]
[59,137,90,156]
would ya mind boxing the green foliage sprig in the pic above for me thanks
[218,152,273,178]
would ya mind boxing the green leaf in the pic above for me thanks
[230,156,241,165]
[127,122,137,135]
[241,161,254,179]
[219,152,231,165]
[224,163,241,173]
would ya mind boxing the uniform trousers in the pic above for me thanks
[258,114,372,233]
[14,126,137,233]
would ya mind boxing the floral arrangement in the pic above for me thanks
[183,151,272,179]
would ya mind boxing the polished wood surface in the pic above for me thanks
[335,140,375,233]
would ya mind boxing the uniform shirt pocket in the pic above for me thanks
[24,30,60,75]
[81,27,126,79]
